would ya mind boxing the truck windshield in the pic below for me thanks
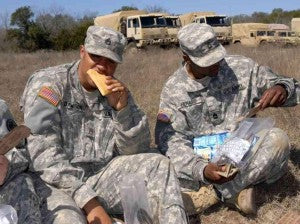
[206,16,230,27]
[165,18,180,28]
[140,16,166,28]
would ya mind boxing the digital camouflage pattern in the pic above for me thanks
[20,61,187,223]
[155,55,299,196]
[0,98,41,223]
[84,26,127,63]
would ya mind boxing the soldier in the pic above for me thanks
[155,23,299,215]
[0,98,41,223]
[20,26,187,223]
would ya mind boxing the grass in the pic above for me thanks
[0,45,299,223]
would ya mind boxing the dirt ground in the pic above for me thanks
[0,45,299,223]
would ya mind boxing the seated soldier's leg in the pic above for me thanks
[86,153,188,224]
[0,173,41,224]
[215,128,290,199]
[33,177,86,224]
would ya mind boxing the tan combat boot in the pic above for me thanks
[182,185,219,215]
[227,187,257,215]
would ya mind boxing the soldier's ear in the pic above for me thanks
[79,45,85,59]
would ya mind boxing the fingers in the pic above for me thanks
[105,78,127,92]
[269,91,281,106]
[259,86,287,109]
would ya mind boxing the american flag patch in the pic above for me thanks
[157,111,171,123]
[38,86,61,107]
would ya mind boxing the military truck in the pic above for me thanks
[94,10,171,48]
[291,18,300,36]
[232,23,300,47]
[273,30,300,46]
[164,15,181,44]
[179,12,232,45]
[232,23,274,46]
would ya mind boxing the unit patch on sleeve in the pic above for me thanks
[38,86,61,107]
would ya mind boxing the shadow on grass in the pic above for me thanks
[256,169,300,206]
[290,147,300,168]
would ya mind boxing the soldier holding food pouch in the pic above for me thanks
[155,23,300,215]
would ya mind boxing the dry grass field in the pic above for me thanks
[0,45,299,223]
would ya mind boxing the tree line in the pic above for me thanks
[0,6,299,52]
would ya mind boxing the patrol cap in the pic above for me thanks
[84,26,127,63]
[178,23,226,67]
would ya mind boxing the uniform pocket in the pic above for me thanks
[179,98,204,131]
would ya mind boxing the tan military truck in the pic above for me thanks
[273,30,300,46]
[179,12,232,45]
[232,23,300,47]
[94,10,171,48]
[164,15,181,44]
[291,18,300,36]
[232,23,274,46]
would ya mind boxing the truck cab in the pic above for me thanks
[126,14,170,47]
[164,16,181,44]
[193,15,232,44]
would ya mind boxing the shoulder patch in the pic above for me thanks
[38,86,61,107]
[157,111,172,123]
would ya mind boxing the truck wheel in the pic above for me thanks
[126,41,137,54]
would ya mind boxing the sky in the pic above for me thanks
[0,0,299,19]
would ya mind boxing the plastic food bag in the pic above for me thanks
[119,174,153,224]
[193,132,230,160]
[0,204,18,224]
[211,117,274,169]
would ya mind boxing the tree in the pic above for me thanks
[113,6,138,13]
[10,6,33,33]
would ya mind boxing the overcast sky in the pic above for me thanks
[0,0,299,18]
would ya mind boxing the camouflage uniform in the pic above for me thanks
[155,23,299,199]
[20,59,187,223]
[0,98,41,223]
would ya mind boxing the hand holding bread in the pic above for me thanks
[87,69,128,111]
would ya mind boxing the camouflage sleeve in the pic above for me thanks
[0,98,29,183]
[155,86,208,183]
[251,62,299,106]
[4,147,29,183]
[112,93,151,154]
[20,74,97,209]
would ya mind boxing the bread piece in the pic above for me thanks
[87,69,112,96]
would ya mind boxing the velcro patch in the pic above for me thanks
[38,86,61,107]
[157,111,172,123]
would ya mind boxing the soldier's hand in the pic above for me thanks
[84,198,112,224]
[259,85,287,110]
[204,163,236,184]
[0,155,9,185]
[106,77,128,111]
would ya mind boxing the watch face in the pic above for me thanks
[6,119,17,132]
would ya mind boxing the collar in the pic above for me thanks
[177,65,211,93]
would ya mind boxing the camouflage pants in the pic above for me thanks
[0,173,41,224]
[215,128,290,199]
[35,153,187,224]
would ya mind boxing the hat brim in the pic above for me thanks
[85,46,123,64]
[189,44,226,67]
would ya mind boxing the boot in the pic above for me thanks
[227,187,257,215]
[182,185,219,215]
